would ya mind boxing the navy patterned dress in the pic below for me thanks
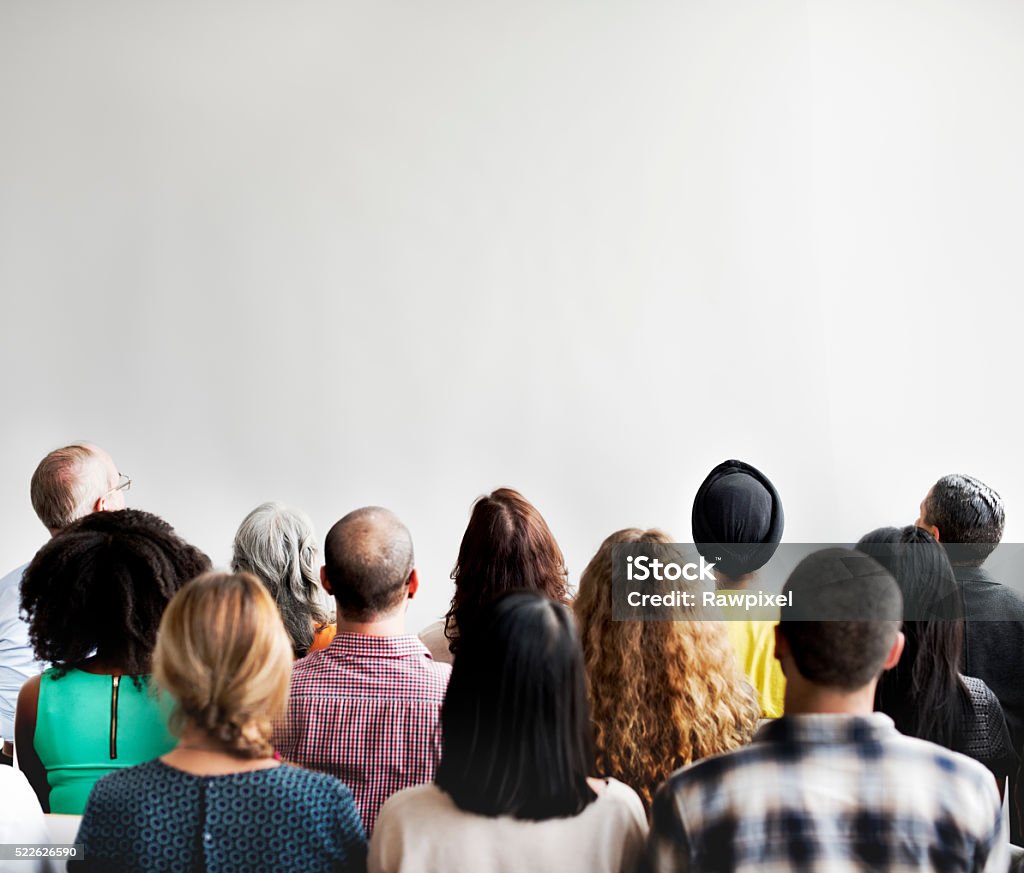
[70,760,367,872]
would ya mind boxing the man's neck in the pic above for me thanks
[951,561,986,572]
[783,681,878,716]
[336,611,407,637]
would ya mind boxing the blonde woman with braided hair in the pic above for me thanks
[72,572,367,872]
[574,529,760,812]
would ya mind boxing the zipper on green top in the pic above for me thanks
[109,675,120,759]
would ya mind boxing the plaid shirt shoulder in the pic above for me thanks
[646,714,1007,873]
[275,633,451,836]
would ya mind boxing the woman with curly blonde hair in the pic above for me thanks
[574,529,760,812]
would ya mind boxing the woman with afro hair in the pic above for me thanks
[15,508,210,813]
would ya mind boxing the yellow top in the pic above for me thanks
[718,592,786,718]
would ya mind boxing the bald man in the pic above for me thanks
[0,443,129,762]
[275,507,450,835]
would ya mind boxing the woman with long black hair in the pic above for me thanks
[858,525,1016,793]
[371,591,647,873]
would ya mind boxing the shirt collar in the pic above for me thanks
[954,565,997,585]
[756,712,896,745]
[325,631,435,660]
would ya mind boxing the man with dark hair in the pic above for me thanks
[916,473,1024,839]
[276,507,450,835]
[917,474,1005,567]
[0,442,128,765]
[321,507,418,620]
[646,548,1006,873]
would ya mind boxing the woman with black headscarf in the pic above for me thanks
[692,459,787,717]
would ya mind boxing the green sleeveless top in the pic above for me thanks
[34,668,176,814]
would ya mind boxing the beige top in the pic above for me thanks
[417,619,454,665]
[369,779,648,873]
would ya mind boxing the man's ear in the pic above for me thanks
[407,568,419,601]
[774,624,794,679]
[883,630,905,671]
[917,520,941,541]
[320,565,333,597]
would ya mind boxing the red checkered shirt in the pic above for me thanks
[275,632,451,835]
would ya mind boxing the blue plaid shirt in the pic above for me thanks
[647,713,1007,873]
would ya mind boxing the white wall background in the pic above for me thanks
[1,0,1022,630]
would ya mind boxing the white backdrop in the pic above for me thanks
[1,0,1022,631]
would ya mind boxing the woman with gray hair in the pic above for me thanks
[231,502,336,659]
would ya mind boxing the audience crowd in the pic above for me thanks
[0,442,1020,872]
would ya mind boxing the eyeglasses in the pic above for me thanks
[106,473,131,495]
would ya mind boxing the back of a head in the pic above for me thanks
[323,506,414,621]
[30,443,115,532]
[231,501,331,657]
[20,508,212,674]
[857,527,966,747]
[575,527,690,691]
[445,488,568,655]
[857,525,962,623]
[923,474,1004,567]
[691,459,785,579]
[574,527,675,628]
[436,591,595,820]
[779,548,902,691]
[154,571,294,758]
[574,528,760,809]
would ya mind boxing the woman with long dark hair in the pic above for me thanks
[372,592,647,872]
[419,488,568,663]
[858,525,1015,791]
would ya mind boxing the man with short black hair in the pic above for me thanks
[916,472,1024,840]
[0,442,128,764]
[276,507,450,835]
[646,548,1006,873]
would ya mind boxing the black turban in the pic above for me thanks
[691,459,785,580]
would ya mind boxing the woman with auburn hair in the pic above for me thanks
[371,592,647,873]
[574,529,761,812]
[71,572,367,872]
[419,487,568,663]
